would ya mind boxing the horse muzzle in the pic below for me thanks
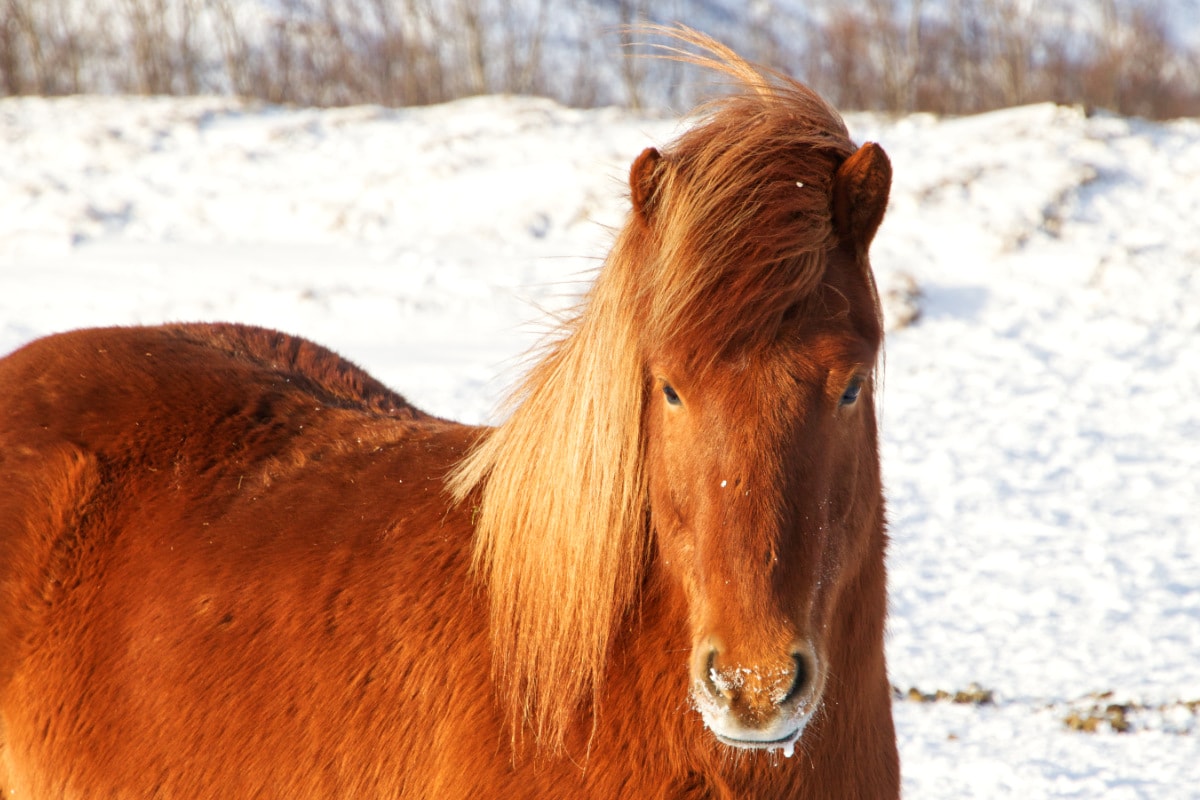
[690,641,823,754]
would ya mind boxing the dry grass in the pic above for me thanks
[1,0,1197,119]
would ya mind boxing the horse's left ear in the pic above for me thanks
[630,147,664,224]
[832,142,891,248]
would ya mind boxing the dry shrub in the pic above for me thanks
[808,0,1200,119]
[1,0,1197,119]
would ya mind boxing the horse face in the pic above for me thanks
[644,261,881,752]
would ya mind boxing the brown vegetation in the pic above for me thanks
[1,0,1197,118]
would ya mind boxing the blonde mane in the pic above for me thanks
[447,27,857,749]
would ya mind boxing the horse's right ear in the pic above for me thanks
[630,147,663,224]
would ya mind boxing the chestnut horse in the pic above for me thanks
[0,33,898,799]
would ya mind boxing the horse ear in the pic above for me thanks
[630,147,663,224]
[832,142,891,248]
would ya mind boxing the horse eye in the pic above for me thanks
[839,378,863,407]
[662,384,682,406]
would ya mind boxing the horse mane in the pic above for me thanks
[632,27,858,360]
[447,27,858,750]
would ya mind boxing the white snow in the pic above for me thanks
[2,94,1198,795]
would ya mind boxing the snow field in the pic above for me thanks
[2,94,1198,796]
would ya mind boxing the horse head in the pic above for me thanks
[630,97,891,752]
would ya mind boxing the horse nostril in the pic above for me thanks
[783,651,810,706]
[703,648,722,697]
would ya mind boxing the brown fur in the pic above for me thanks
[0,29,898,799]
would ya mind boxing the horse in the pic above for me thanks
[0,30,898,799]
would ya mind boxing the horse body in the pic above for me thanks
[0,324,890,798]
[0,324,480,796]
[1,30,899,799]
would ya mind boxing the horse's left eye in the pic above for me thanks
[839,378,863,407]
[663,384,682,406]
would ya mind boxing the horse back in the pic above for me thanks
[0,324,493,796]
[0,321,418,662]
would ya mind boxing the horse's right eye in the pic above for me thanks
[663,384,682,406]
[839,377,864,407]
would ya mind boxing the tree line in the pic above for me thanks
[2,0,1196,119]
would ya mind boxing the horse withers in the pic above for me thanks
[0,30,898,799]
